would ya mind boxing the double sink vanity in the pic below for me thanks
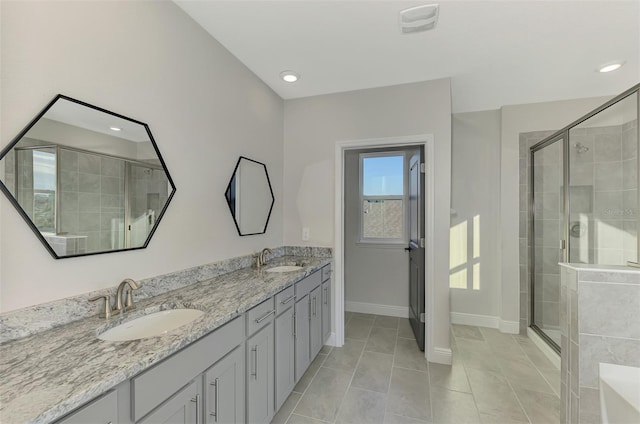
[0,256,332,424]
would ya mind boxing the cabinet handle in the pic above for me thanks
[255,309,275,323]
[252,346,258,380]
[191,394,200,424]
[213,377,220,422]
[281,294,295,305]
[293,313,297,338]
[324,287,328,305]
[308,297,312,321]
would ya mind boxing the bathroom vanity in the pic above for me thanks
[0,256,332,424]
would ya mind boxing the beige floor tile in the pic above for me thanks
[286,414,331,424]
[428,362,471,393]
[539,367,561,397]
[452,325,485,341]
[320,345,333,355]
[383,412,432,424]
[516,337,558,371]
[430,387,481,424]
[351,312,377,322]
[387,367,432,421]
[479,412,529,424]
[499,357,555,394]
[272,392,302,424]
[394,337,428,372]
[346,318,373,341]
[457,344,502,374]
[294,353,327,393]
[466,368,529,423]
[323,339,366,372]
[352,351,393,393]
[374,315,400,329]
[294,367,352,422]
[398,318,414,339]
[514,387,560,424]
[365,326,397,355]
[335,387,387,424]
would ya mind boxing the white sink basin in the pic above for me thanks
[98,309,204,341]
[266,265,303,273]
[600,362,640,424]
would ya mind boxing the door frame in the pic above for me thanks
[333,134,436,361]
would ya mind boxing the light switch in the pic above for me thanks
[302,227,310,241]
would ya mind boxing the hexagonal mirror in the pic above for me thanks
[0,94,176,259]
[225,156,274,236]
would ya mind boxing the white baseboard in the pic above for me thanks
[324,332,337,347]
[429,347,452,365]
[345,301,409,318]
[450,312,499,329]
[527,327,561,370]
[499,319,520,334]
[450,312,519,334]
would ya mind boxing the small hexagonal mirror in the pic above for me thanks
[225,156,274,236]
[0,94,176,258]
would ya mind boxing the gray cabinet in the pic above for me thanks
[246,320,274,424]
[294,294,310,380]
[204,346,244,424]
[321,279,331,344]
[138,380,200,424]
[309,285,322,359]
[56,390,119,424]
[274,305,295,411]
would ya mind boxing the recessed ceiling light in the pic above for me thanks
[280,71,299,83]
[598,61,625,73]
[109,126,121,132]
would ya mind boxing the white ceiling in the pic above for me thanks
[176,0,640,113]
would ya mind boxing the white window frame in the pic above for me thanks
[358,151,408,246]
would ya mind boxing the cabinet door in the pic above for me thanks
[322,280,331,344]
[139,380,200,424]
[204,346,244,424]
[274,306,295,411]
[56,390,118,424]
[309,286,322,359]
[246,321,274,424]
[294,295,310,380]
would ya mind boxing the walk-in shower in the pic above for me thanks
[529,84,639,351]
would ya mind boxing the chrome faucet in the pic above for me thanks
[257,248,273,268]
[115,278,139,314]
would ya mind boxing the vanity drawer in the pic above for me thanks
[131,316,244,422]
[275,285,296,315]
[247,297,275,336]
[321,265,332,282]
[295,270,322,300]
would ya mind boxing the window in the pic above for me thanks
[359,152,407,244]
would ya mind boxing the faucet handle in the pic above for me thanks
[124,284,139,310]
[89,295,112,319]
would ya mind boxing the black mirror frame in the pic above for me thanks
[0,94,177,259]
[224,156,275,236]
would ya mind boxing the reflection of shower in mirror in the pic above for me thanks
[574,142,589,153]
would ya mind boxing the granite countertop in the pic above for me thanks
[0,256,331,423]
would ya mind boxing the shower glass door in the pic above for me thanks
[531,135,565,348]
[568,91,638,265]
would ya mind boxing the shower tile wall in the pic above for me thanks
[58,150,125,253]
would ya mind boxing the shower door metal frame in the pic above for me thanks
[528,83,640,352]
[529,133,568,354]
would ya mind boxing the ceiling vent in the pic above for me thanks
[399,4,439,34]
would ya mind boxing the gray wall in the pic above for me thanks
[344,147,411,313]
[0,1,284,312]
[450,110,501,320]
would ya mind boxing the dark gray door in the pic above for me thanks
[247,322,274,424]
[294,295,310,380]
[205,346,245,424]
[274,306,295,411]
[407,148,425,351]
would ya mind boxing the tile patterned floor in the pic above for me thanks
[271,313,561,424]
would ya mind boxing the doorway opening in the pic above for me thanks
[333,134,436,360]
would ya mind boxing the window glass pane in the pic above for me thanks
[363,155,404,196]
[363,199,403,238]
[33,150,56,191]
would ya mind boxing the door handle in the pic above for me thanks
[404,247,411,252]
